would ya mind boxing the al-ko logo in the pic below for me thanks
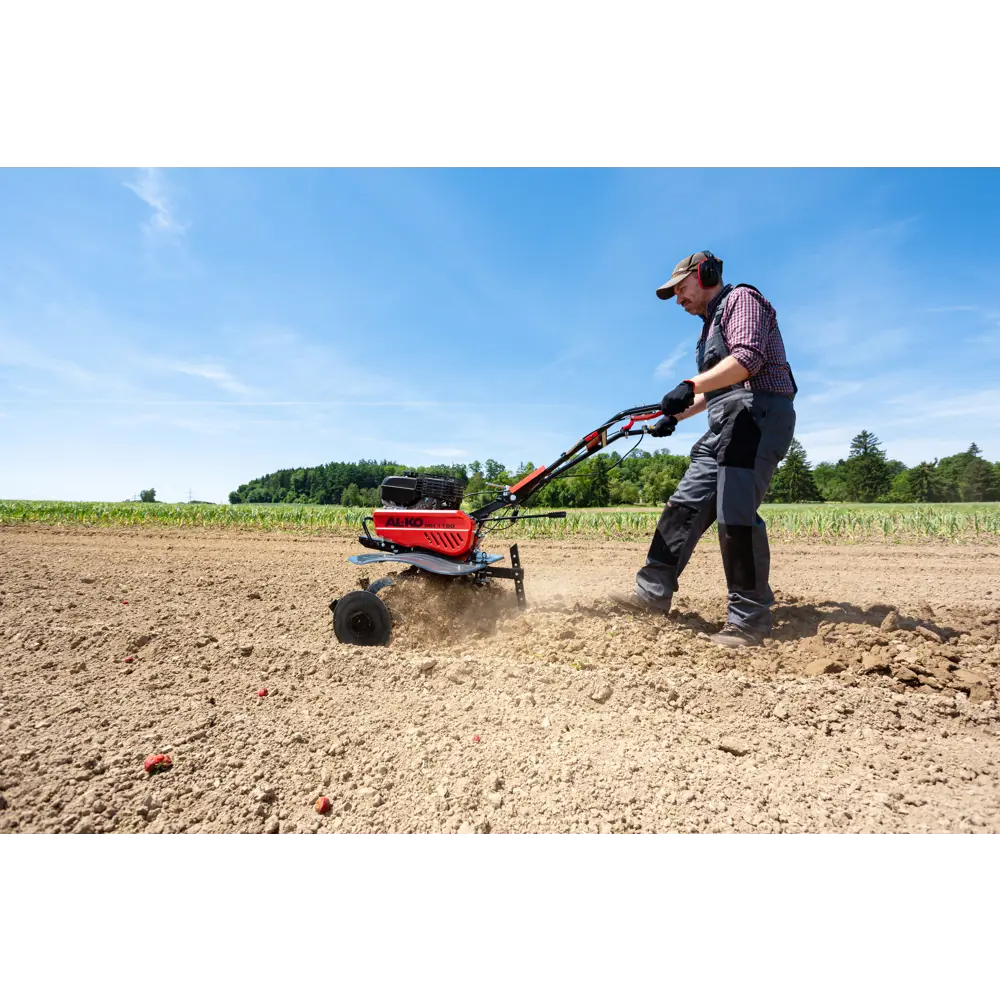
[384,516,425,527]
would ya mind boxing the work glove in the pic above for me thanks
[660,380,696,415]
[649,415,677,438]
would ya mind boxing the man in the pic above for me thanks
[612,251,797,648]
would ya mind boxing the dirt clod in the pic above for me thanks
[804,658,843,677]
[880,610,903,632]
[589,681,613,703]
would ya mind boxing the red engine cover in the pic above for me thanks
[373,509,478,558]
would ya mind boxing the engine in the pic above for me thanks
[379,474,465,511]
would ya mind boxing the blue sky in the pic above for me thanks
[2,168,999,503]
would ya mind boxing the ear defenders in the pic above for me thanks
[696,251,722,289]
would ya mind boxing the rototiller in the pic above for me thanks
[329,403,664,645]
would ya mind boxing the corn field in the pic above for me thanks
[3,500,999,543]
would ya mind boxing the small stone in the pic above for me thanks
[772,702,790,720]
[541,715,551,728]
[247,592,262,600]
[916,625,943,644]
[718,738,749,757]
[239,645,254,657]
[265,818,280,834]
[80,576,96,584]
[414,658,437,675]
[457,822,475,834]
[892,665,919,684]
[488,792,504,807]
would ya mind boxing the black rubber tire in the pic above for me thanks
[332,590,392,646]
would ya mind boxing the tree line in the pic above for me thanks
[779,433,1000,504]
[227,434,999,507]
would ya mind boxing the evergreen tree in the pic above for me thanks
[769,438,822,502]
[843,430,891,502]
[961,457,1000,501]
[937,443,982,501]
[893,461,945,502]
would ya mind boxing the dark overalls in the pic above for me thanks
[636,284,797,635]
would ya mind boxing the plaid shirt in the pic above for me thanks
[702,284,796,397]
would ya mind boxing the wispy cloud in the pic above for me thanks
[123,168,187,237]
[798,378,866,407]
[168,362,253,395]
[655,344,688,380]
[0,330,121,394]
[883,386,1000,425]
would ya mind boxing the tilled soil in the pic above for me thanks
[1,526,998,834]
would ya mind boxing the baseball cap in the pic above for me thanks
[655,251,721,300]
